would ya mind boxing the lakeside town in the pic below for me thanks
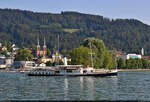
[0,37,149,73]
[1,0,150,101]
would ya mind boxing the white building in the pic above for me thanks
[126,54,141,60]
[52,51,62,62]
[0,58,6,68]
[0,54,5,59]
[5,58,14,67]
[117,53,142,60]
[13,61,35,68]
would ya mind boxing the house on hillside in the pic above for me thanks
[126,54,141,59]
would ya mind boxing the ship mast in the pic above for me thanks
[57,34,60,65]
[89,42,95,68]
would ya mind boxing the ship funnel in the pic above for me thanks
[64,57,67,66]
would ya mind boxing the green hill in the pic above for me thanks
[0,8,150,54]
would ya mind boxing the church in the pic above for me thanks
[36,37,47,57]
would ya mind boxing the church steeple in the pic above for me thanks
[36,36,47,57]
[43,37,46,47]
[141,48,144,56]
[36,36,41,57]
[43,37,47,57]
[37,37,40,46]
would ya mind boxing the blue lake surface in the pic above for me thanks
[0,71,150,100]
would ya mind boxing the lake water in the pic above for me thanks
[0,71,150,101]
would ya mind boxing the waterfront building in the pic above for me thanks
[0,57,13,68]
[13,61,35,68]
[126,54,141,59]
[40,57,52,63]
[0,58,6,68]
[52,50,62,63]
[0,54,5,59]
[117,51,142,60]
[5,58,14,67]
[116,50,127,60]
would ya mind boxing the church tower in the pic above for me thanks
[36,37,41,57]
[43,37,47,57]
[141,48,144,56]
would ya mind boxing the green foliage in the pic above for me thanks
[62,49,68,57]
[126,58,141,68]
[70,46,91,66]
[70,38,115,69]
[67,61,71,65]
[117,58,126,68]
[7,42,12,52]
[0,50,8,57]
[46,61,52,66]
[0,9,150,54]
[14,48,33,61]
[52,60,64,66]
[59,60,64,65]
[47,48,51,57]
[122,58,150,69]
[141,58,150,68]
[82,38,115,69]
[63,28,80,33]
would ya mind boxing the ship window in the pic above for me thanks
[55,71,60,73]
[83,70,87,73]
[67,70,72,73]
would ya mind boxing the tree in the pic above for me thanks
[1,9,150,55]
[141,58,150,68]
[125,58,150,69]
[136,58,142,68]
[70,46,91,66]
[103,50,114,69]
[46,61,52,66]
[62,49,68,57]
[7,42,12,52]
[59,60,64,65]
[0,50,8,57]
[14,48,33,61]
[81,38,114,68]
[47,48,51,57]
[126,59,137,68]
[117,58,126,68]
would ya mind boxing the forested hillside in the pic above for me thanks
[0,8,150,54]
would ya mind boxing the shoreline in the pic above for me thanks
[0,68,150,72]
[118,68,150,71]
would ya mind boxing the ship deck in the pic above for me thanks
[28,72,117,77]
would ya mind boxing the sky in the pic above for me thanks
[0,0,150,25]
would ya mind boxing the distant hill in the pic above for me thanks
[0,8,150,54]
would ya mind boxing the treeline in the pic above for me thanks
[70,38,116,69]
[1,9,150,54]
[117,58,150,69]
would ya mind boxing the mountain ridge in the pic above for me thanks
[0,8,150,54]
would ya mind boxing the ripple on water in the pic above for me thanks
[0,71,150,100]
